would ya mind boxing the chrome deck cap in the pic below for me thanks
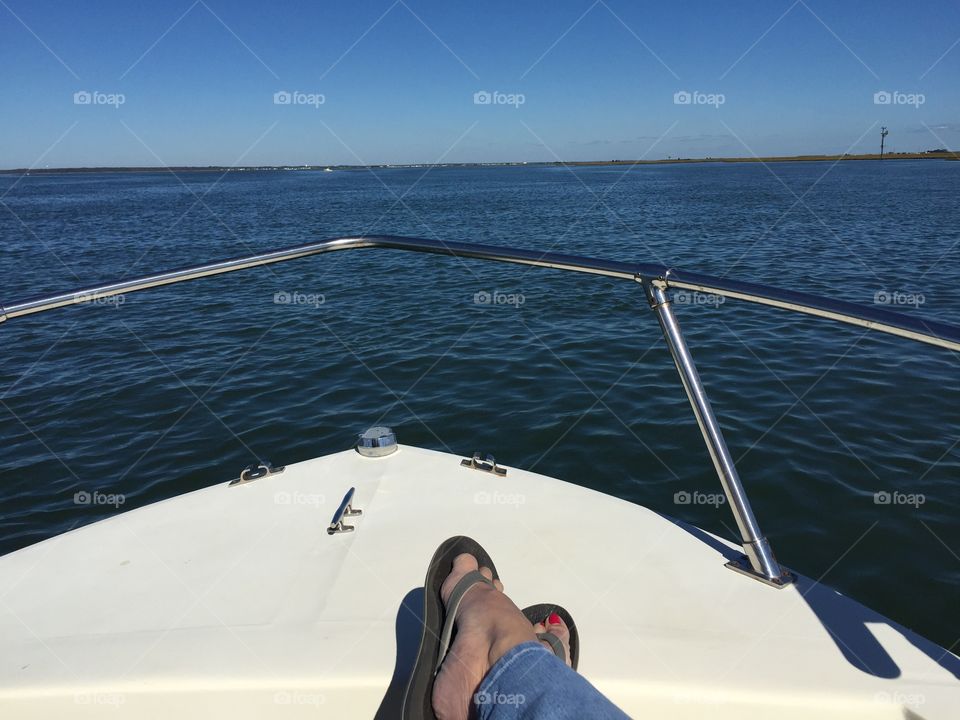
[356,426,398,457]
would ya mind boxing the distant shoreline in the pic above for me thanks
[1,152,955,175]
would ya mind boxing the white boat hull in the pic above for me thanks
[1,444,956,718]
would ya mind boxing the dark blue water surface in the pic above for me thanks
[1,162,959,649]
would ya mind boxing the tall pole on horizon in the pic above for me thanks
[880,126,889,159]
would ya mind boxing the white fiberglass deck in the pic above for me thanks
[1,444,957,718]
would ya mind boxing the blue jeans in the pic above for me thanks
[473,642,630,719]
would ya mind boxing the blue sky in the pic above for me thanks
[1,0,958,168]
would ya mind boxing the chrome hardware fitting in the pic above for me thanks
[461,452,507,477]
[230,460,285,486]
[327,487,362,535]
[726,554,795,588]
[645,282,791,587]
[356,426,398,458]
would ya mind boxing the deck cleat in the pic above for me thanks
[230,459,285,486]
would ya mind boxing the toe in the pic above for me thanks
[439,553,481,605]
[454,553,480,573]
[545,613,570,642]
[478,566,504,592]
[536,613,572,667]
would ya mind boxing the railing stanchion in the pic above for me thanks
[644,280,793,587]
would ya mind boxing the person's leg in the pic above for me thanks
[474,641,628,720]
[432,552,629,720]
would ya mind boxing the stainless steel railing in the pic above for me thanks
[4,235,959,586]
[3,235,959,352]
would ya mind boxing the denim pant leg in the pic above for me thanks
[473,641,630,720]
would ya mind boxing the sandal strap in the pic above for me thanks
[435,570,493,673]
[537,631,567,662]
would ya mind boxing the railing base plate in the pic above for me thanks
[725,556,796,589]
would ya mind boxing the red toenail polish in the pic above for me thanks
[548,613,562,625]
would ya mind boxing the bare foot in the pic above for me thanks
[532,612,573,667]
[431,553,537,720]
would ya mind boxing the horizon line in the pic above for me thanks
[1,151,956,175]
